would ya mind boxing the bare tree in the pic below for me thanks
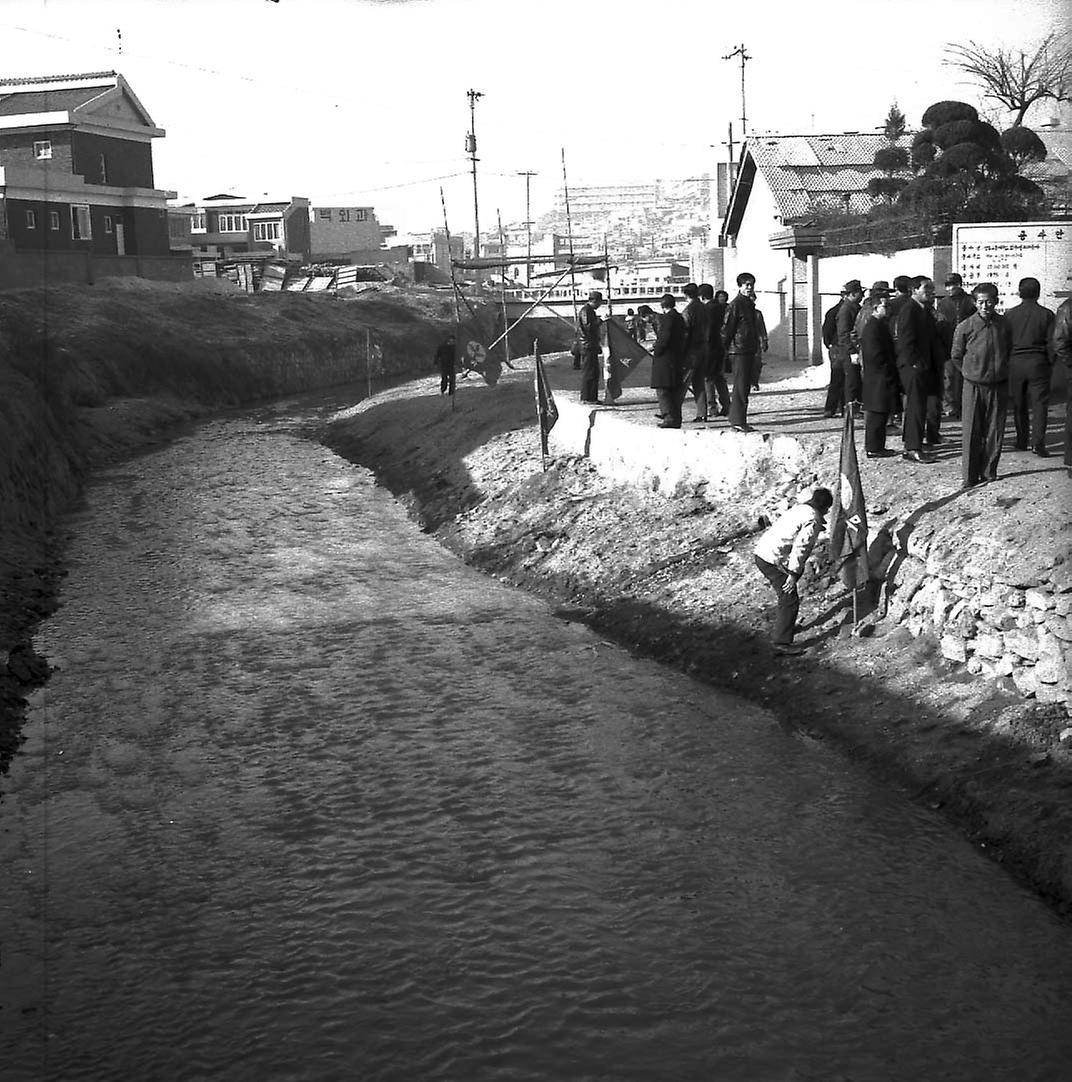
[944,32,1071,126]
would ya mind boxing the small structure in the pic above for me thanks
[0,70,189,287]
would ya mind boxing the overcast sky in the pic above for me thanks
[1,0,1067,233]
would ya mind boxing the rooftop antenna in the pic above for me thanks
[517,170,538,286]
[722,43,751,140]
[466,89,483,259]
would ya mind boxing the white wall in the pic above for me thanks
[817,247,953,303]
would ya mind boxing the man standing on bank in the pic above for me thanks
[1005,276,1055,457]
[895,275,943,463]
[951,282,1014,487]
[837,279,865,413]
[681,282,710,422]
[1052,296,1072,478]
[651,292,686,428]
[698,283,730,419]
[936,272,976,419]
[722,272,764,432]
[754,488,835,656]
[860,286,899,458]
[577,289,604,404]
[434,331,457,396]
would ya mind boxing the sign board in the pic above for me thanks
[953,221,1071,313]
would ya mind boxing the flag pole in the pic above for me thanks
[561,148,579,330]
[497,207,514,370]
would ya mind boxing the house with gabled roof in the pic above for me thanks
[0,70,188,286]
[718,132,913,362]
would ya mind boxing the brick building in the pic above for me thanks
[0,71,177,270]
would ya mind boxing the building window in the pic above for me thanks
[98,153,108,184]
[253,221,281,242]
[354,209,368,222]
[318,209,333,221]
[71,204,92,240]
[104,215,113,234]
[49,210,60,230]
[218,213,248,233]
[25,209,37,229]
[33,140,52,160]
[191,213,205,231]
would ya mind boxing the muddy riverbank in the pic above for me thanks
[325,353,1072,915]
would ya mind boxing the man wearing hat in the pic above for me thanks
[577,289,604,404]
[936,272,976,419]
[854,280,889,348]
[859,286,899,457]
[651,293,686,428]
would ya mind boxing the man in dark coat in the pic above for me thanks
[722,272,764,431]
[859,287,899,457]
[680,282,709,421]
[651,293,686,428]
[698,283,729,419]
[1005,276,1056,457]
[822,289,846,418]
[837,279,864,412]
[951,282,1014,487]
[577,289,604,403]
[936,272,976,419]
[433,332,457,395]
[894,275,944,462]
[1053,297,1072,477]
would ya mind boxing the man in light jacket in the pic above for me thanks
[951,282,1014,488]
[753,487,834,655]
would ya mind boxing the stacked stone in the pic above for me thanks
[886,541,1072,711]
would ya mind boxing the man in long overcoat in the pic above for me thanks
[651,292,686,428]
[895,275,944,462]
[680,282,709,421]
[699,283,729,419]
[859,288,899,457]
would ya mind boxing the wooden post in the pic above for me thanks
[497,208,513,370]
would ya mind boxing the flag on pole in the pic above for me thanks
[830,409,869,588]
[533,348,558,456]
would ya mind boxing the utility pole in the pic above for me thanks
[722,43,751,140]
[466,89,483,258]
[517,170,537,286]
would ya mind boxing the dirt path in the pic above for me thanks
[325,351,1072,915]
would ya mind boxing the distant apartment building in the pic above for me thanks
[308,204,382,258]
[402,228,463,271]
[0,70,188,285]
[553,182,661,225]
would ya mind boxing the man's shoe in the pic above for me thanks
[691,416,707,423]
[719,405,730,417]
[773,643,806,656]
[866,449,897,459]
[822,411,835,419]
[657,421,680,429]
[902,450,935,464]
[655,412,666,419]
[1033,446,1051,457]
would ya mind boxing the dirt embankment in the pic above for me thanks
[0,279,476,768]
[325,357,1072,916]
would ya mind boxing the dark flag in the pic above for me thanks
[605,317,653,396]
[830,409,869,588]
[534,348,558,456]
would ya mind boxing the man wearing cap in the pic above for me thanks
[754,487,835,655]
[854,280,889,345]
[651,292,686,428]
[894,275,943,463]
[859,287,899,457]
[577,289,604,404]
[936,273,976,419]
[1005,277,1055,457]
[951,282,1014,487]
[837,279,865,412]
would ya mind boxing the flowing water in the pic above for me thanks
[2,393,1071,1082]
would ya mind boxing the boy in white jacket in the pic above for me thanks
[753,487,834,655]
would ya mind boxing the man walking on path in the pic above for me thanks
[754,488,834,656]
[699,283,730,419]
[1005,277,1055,457]
[681,282,709,422]
[651,293,686,428]
[434,332,457,396]
[722,272,765,431]
[1053,297,1072,477]
[895,275,943,463]
[577,289,604,404]
[951,282,1014,488]
[936,272,975,419]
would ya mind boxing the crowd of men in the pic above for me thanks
[574,269,1072,489]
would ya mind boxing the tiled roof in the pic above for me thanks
[0,84,112,116]
[747,132,913,221]
[250,202,290,214]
